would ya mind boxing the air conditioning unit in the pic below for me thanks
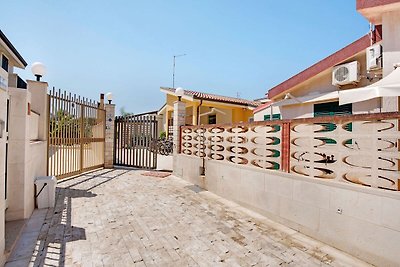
[332,61,360,86]
[366,44,382,71]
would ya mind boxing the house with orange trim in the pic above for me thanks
[158,87,260,136]
[254,0,400,121]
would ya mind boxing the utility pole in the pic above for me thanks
[172,54,186,88]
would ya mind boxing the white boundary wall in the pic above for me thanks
[174,154,400,267]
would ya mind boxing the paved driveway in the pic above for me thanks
[6,169,369,267]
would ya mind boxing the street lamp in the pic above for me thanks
[31,62,46,81]
[175,87,184,101]
[106,92,113,104]
[172,54,186,88]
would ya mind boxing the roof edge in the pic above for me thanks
[160,86,261,108]
[0,30,27,68]
[267,26,382,99]
[356,0,400,10]
[253,102,273,113]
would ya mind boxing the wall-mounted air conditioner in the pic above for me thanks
[332,61,360,86]
[366,44,382,71]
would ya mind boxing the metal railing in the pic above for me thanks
[47,88,105,179]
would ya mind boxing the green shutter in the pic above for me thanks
[264,114,281,121]
[314,102,352,144]
[314,102,352,117]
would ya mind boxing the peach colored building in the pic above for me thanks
[255,0,400,121]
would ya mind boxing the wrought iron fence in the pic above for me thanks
[114,113,158,169]
[47,88,105,179]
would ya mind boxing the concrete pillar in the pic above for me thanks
[104,104,115,168]
[173,101,186,155]
[6,87,31,220]
[27,81,48,140]
[6,80,48,221]
[192,103,198,126]
[172,101,186,176]
[0,82,8,265]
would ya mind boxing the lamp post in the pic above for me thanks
[106,92,113,104]
[31,62,46,81]
[172,54,186,88]
[175,87,184,101]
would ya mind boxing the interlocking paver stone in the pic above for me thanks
[6,169,372,266]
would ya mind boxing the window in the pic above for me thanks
[264,114,281,132]
[314,101,352,144]
[264,114,281,121]
[1,55,9,72]
[314,101,352,117]
[208,114,216,124]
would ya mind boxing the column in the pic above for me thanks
[6,87,31,220]
[27,80,48,140]
[104,103,115,168]
[173,100,186,155]
[192,103,198,126]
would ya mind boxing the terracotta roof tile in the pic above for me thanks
[253,101,274,113]
[161,87,261,107]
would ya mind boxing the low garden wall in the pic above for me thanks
[175,112,400,266]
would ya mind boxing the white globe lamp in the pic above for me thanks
[175,87,184,101]
[106,92,113,104]
[31,62,46,81]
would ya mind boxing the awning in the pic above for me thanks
[273,91,339,107]
[339,67,400,105]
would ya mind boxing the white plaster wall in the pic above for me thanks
[175,154,400,266]
[382,10,400,112]
[0,87,7,266]
[253,106,281,121]
[255,97,380,121]
[28,141,47,212]
[29,113,39,141]
[6,88,31,220]
[352,97,381,114]
[27,81,48,140]
[281,103,313,119]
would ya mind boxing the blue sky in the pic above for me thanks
[1,1,369,114]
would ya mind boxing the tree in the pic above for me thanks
[120,107,134,117]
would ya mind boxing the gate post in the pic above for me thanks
[104,103,115,168]
[6,80,48,221]
[173,100,186,155]
[173,100,186,175]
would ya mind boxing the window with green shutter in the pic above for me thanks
[264,114,281,132]
[314,101,352,144]
[314,102,352,116]
[264,114,281,121]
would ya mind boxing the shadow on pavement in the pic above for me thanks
[6,169,129,267]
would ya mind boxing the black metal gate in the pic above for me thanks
[113,113,158,169]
